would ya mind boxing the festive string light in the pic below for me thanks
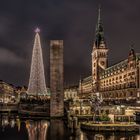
[27,28,47,96]
[35,27,40,33]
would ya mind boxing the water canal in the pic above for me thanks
[0,114,140,140]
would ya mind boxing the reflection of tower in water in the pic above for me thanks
[26,120,49,140]
[50,119,64,139]
[70,130,88,140]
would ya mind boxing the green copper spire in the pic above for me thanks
[95,6,105,48]
[97,5,101,27]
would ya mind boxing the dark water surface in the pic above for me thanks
[0,114,140,140]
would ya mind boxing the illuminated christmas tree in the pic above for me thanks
[27,28,47,96]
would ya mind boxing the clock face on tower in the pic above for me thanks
[100,61,105,65]
[98,61,106,69]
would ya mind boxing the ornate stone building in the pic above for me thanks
[0,80,16,103]
[79,8,140,102]
[64,85,79,100]
[69,100,91,115]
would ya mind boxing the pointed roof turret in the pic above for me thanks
[94,6,106,48]
[97,5,101,27]
[128,45,136,61]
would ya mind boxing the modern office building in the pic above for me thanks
[50,40,64,117]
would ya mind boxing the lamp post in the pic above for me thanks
[137,89,140,103]
[80,100,83,115]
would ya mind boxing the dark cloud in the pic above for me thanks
[0,48,24,64]
[0,0,140,86]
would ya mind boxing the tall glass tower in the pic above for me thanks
[27,28,47,96]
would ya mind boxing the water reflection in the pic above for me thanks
[50,120,64,139]
[0,114,140,140]
[0,115,21,132]
[83,131,140,140]
[26,120,49,140]
[69,130,88,140]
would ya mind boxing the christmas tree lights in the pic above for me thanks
[27,28,47,97]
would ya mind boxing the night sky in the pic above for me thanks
[0,0,140,87]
